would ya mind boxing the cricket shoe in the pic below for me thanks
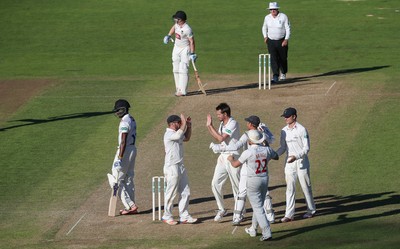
[120,205,138,215]
[175,93,186,97]
[245,227,257,237]
[303,211,315,219]
[271,75,279,84]
[260,235,272,241]
[279,74,286,81]
[162,218,178,225]
[180,216,198,224]
[214,209,227,222]
[280,217,293,223]
[232,218,241,226]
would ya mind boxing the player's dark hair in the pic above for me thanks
[216,103,231,117]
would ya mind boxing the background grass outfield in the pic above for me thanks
[0,0,399,248]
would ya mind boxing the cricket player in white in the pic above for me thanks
[276,107,316,222]
[162,114,197,225]
[228,130,278,241]
[206,103,241,222]
[111,99,138,215]
[163,10,197,96]
[210,116,277,225]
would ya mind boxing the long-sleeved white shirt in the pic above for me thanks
[164,128,185,166]
[262,12,291,40]
[276,122,310,160]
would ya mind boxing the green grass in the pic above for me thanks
[0,0,399,248]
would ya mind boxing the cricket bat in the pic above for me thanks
[108,183,118,216]
[191,60,207,95]
[107,173,119,217]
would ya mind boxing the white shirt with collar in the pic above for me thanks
[276,122,310,160]
[262,12,291,40]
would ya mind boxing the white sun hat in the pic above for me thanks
[268,2,280,9]
[246,130,266,144]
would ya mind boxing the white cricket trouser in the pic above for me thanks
[247,176,271,238]
[233,167,275,223]
[162,163,191,221]
[264,189,275,222]
[233,164,247,221]
[111,145,137,210]
[284,156,316,218]
[172,45,190,95]
[211,153,241,211]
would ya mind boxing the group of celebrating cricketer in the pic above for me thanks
[108,99,316,242]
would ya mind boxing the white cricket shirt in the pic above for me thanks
[262,12,291,40]
[218,117,240,153]
[276,122,310,160]
[164,128,185,165]
[118,114,137,147]
[238,145,278,177]
[174,23,193,48]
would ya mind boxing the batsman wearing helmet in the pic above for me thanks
[163,10,197,96]
[110,99,139,215]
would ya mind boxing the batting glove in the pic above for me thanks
[163,35,171,44]
[113,160,122,171]
[189,53,197,62]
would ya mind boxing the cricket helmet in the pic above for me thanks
[173,10,187,21]
[113,99,130,118]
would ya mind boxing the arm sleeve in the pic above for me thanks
[169,129,184,141]
[262,16,268,38]
[295,128,310,159]
[238,150,251,164]
[284,14,291,40]
[275,129,287,156]
[268,147,279,160]
[223,133,247,151]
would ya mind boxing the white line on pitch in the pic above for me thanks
[66,213,87,236]
[325,81,337,96]
[231,226,238,235]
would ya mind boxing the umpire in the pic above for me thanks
[262,2,291,83]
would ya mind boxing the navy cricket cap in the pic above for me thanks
[167,115,181,124]
[245,115,261,127]
[281,107,297,118]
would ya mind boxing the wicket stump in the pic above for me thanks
[258,54,271,90]
[152,176,166,221]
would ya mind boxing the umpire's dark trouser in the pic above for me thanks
[267,38,288,78]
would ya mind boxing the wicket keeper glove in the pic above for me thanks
[113,160,122,171]
[189,53,197,62]
[163,35,171,44]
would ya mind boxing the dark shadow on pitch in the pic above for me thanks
[272,191,399,240]
[186,65,390,95]
[276,65,390,86]
[0,111,113,132]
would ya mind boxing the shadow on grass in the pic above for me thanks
[186,65,390,96]
[273,191,399,240]
[0,111,113,132]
